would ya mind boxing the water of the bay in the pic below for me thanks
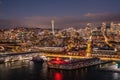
[0,61,120,80]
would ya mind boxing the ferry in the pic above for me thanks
[47,57,101,70]
[0,58,5,64]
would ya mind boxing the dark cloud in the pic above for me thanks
[22,13,120,28]
[84,13,109,17]
[84,12,120,22]
[0,13,120,29]
[23,16,82,28]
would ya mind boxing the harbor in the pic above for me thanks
[0,52,115,70]
[0,59,120,80]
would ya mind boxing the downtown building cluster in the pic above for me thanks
[0,22,120,57]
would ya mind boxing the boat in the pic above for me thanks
[99,62,120,72]
[31,56,44,64]
[0,60,4,64]
[0,58,5,64]
[47,57,101,70]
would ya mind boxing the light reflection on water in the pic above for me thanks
[54,72,63,80]
[113,73,119,80]
[0,61,120,80]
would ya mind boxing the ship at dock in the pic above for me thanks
[31,56,44,64]
[47,57,101,70]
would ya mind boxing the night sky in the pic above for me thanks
[0,0,120,28]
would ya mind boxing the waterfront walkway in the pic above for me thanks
[43,53,120,61]
[1,52,120,62]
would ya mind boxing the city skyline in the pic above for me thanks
[0,0,120,28]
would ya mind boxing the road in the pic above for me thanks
[43,53,120,61]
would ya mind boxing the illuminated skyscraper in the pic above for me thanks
[51,20,55,35]
[101,22,106,33]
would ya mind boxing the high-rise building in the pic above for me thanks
[101,22,106,33]
[110,22,120,33]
